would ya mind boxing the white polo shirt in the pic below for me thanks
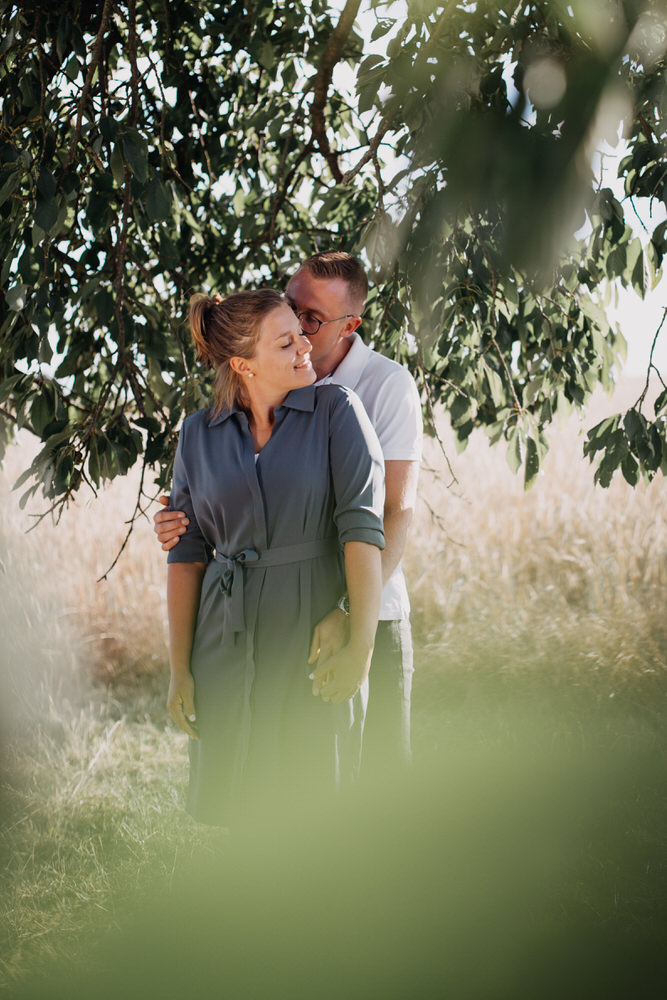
[317,332,423,620]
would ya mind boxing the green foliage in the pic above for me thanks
[0,0,666,509]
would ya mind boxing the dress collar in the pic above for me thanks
[207,385,317,426]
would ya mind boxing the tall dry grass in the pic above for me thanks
[405,380,667,726]
[0,432,168,696]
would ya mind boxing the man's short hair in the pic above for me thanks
[298,251,368,311]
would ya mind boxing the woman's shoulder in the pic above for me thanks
[315,382,361,409]
[179,407,217,438]
[315,383,378,441]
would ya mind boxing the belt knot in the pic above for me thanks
[215,549,259,632]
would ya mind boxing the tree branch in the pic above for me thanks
[97,450,149,581]
[66,0,114,167]
[635,306,667,412]
[310,0,362,183]
[342,118,392,185]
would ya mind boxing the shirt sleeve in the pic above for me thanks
[368,364,423,462]
[166,421,212,565]
[327,387,385,550]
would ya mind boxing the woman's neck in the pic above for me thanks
[244,390,287,452]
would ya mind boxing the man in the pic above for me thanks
[154,251,422,771]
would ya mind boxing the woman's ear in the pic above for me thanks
[229,356,254,377]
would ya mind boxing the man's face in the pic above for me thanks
[285,269,360,367]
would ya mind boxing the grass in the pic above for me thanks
[0,445,225,989]
[1,378,666,994]
[407,380,667,752]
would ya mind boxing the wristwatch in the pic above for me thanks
[336,594,350,616]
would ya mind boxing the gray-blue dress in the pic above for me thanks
[168,383,385,824]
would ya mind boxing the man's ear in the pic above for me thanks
[341,315,362,339]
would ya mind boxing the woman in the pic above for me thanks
[166,289,384,825]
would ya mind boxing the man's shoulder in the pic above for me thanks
[356,345,418,399]
[365,345,414,376]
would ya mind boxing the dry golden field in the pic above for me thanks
[3,377,665,701]
[1,376,666,992]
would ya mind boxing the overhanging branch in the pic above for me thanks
[310,0,362,183]
[66,0,113,167]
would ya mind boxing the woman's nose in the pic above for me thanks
[298,334,312,353]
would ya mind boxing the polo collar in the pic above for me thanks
[207,385,316,426]
[321,332,369,391]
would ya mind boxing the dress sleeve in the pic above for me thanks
[166,422,212,564]
[328,387,385,550]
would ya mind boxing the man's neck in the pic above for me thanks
[312,334,354,381]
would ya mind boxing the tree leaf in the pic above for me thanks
[506,425,523,474]
[34,196,60,233]
[0,167,19,208]
[6,284,29,311]
[631,246,647,299]
[146,177,171,222]
[122,132,148,184]
[111,143,125,185]
[257,40,274,70]
[524,435,540,489]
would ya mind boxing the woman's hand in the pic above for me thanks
[308,606,349,671]
[167,670,199,739]
[309,540,381,704]
[310,640,373,705]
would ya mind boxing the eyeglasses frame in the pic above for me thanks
[293,309,357,336]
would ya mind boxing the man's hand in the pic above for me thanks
[310,640,373,705]
[307,606,349,689]
[154,495,188,551]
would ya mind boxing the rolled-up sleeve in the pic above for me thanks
[328,387,385,550]
[167,422,211,564]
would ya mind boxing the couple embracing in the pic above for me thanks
[159,251,422,826]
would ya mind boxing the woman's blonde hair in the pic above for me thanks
[188,289,284,414]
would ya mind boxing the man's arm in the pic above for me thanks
[379,459,420,586]
[308,458,420,671]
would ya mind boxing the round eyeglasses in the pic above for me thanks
[293,310,356,336]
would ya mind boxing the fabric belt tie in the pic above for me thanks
[214,537,339,632]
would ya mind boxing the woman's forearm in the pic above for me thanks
[344,540,382,653]
[167,561,207,675]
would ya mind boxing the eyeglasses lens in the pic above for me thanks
[298,314,320,335]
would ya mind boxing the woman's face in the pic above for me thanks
[247,303,315,396]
